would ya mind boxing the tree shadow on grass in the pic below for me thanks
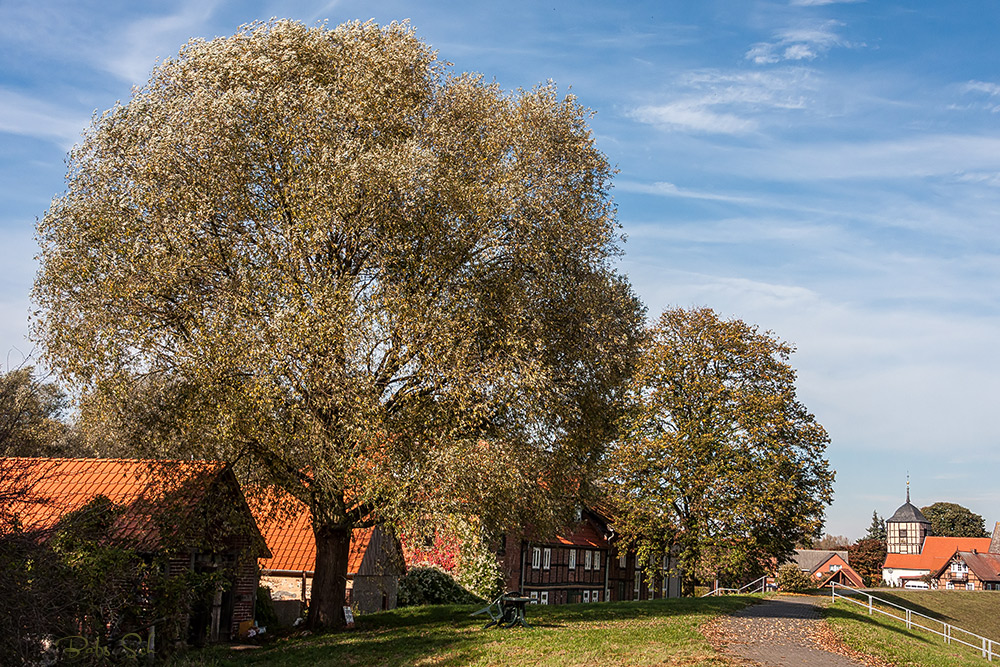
[823,603,937,646]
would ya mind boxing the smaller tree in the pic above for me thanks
[920,502,989,538]
[0,366,78,457]
[777,563,814,592]
[848,537,886,587]
[606,307,834,596]
[864,511,886,542]
[812,534,851,550]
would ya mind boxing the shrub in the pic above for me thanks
[397,566,483,606]
[777,563,815,592]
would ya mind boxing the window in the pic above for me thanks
[592,589,600,602]
[662,554,669,570]
[966,583,975,591]
[634,571,641,595]
[532,547,541,570]
[540,591,549,605]
[951,561,968,573]
[543,548,551,570]
[662,577,668,595]
[583,590,591,603]
[584,550,593,570]
[830,564,841,572]
[947,581,955,590]
[619,553,627,568]
[530,591,538,603]
[568,549,576,570]
[593,551,600,571]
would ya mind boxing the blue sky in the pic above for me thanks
[2,0,998,539]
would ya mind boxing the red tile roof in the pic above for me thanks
[883,536,993,572]
[248,490,372,575]
[0,457,264,553]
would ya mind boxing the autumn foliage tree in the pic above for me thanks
[920,502,989,538]
[606,307,834,595]
[32,20,643,628]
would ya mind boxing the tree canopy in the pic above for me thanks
[920,502,989,538]
[0,366,76,457]
[606,307,834,595]
[33,19,643,627]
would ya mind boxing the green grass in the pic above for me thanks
[823,591,1000,667]
[867,590,1000,641]
[168,596,759,666]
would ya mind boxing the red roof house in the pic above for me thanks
[1,457,269,643]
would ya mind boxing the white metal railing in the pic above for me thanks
[701,575,768,597]
[829,583,995,662]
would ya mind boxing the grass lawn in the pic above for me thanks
[168,596,758,666]
[823,590,1000,667]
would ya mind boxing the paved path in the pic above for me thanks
[704,595,881,667]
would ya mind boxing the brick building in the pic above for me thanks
[501,508,681,605]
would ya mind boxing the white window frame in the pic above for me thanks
[583,590,590,603]
[584,550,593,570]
[543,548,551,570]
[593,551,601,571]
[951,561,968,573]
[530,591,538,603]
[532,547,541,570]
[634,571,641,595]
[568,549,576,570]
[966,582,975,591]
[540,591,549,605]
[592,589,600,602]
[947,581,955,590]
[619,553,627,568]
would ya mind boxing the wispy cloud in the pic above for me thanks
[746,20,856,64]
[103,2,222,84]
[0,88,90,148]
[628,69,814,134]
[616,181,759,203]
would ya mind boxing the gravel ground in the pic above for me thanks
[702,595,891,667]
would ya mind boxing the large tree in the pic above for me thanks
[32,20,643,628]
[920,502,989,538]
[607,307,834,595]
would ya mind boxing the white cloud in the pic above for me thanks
[628,69,814,134]
[615,181,759,204]
[0,88,90,148]
[103,2,222,84]
[746,20,854,65]
[629,102,756,134]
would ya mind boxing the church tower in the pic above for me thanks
[885,482,932,555]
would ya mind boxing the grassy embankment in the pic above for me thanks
[169,596,758,667]
[824,589,1000,667]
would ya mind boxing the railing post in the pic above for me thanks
[868,593,873,615]
[905,609,910,629]
[945,624,950,644]
[831,583,835,603]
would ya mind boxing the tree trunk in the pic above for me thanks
[308,522,352,630]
